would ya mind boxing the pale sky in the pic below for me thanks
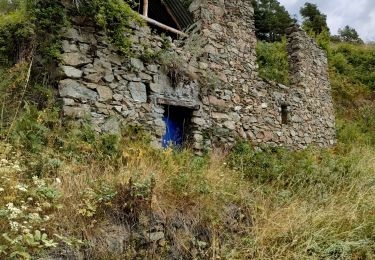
[278,0,375,42]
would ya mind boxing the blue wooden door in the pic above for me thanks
[162,114,184,148]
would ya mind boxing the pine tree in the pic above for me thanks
[300,2,329,35]
[252,0,295,42]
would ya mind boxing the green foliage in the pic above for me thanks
[315,28,331,52]
[300,2,329,35]
[80,0,142,54]
[31,0,68,63]
[5,104,60,153]
[0,167,61,259]
[330,43,375,91]
[0,62,55,133]
[256,38,289,84]
[252,0,295,42]
[228,142,359,194]
[0,1,34,65]
[338,25,363,44]
[165,152,211,196]
[337,106,375,146]
[0,0,23,14]
[0,0,67,66]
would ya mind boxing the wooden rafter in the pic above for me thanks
[139,15,188,37]
[143,0,149,17]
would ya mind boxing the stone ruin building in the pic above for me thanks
[58,0,336,152]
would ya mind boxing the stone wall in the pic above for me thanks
[57,0,336,151]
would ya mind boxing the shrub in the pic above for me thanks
[256,38,289,84]
[8,105,60,153]
[0,161,61,259]
[227,142,361,198]
[79,0,142,54]
[330,43,375,91]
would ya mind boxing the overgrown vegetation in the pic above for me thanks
[76,0,142,54]
[0,0,375,259]
[0,100,374,258]
[256,38,289,84]
[0,0,67,66]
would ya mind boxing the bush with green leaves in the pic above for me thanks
[330,43,375,91]
[0,161,62,259]
[77,0,142,54]
[228,142,360,195]
[256,38,289,84]
[0,1,34,65]
[0,0,67,66]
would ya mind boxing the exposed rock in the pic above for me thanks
[224,121,236,130]
[108,53,123,66]
[63,106,90,118]
[62,40,79,53]
[63,98,75,106]
[208,96,226,107]
[101,117,120,134]
[104,74,115,83]
[59,79,98,101]
[84,73,104,83]
[192,117,206,126]
[61,66,83,78]
[58,0,336,151]
[146,232,165,242]
[149,83,163,93]
[62,53,91,67]
[96,85,113,102]
[130,58,144,71]
[129,82,147,102]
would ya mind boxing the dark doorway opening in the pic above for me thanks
[162,105,193,148]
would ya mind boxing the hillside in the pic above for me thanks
[0,0,375,259]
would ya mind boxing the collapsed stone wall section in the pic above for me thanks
[57,0,336,150]
[189,0,335,148]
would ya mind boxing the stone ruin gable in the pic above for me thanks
[57,0,336,150]
[188,0,336,148]
[286,26,336,147]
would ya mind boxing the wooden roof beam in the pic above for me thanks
[143,0,149,17]
[139,14,188,37]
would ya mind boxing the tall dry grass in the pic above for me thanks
[38,134,374,259]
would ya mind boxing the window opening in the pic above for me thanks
[281,104,289,125]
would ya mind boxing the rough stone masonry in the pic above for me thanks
[58,0,336,151]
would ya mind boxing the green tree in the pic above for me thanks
[300,2,329,35]
[252,0,295,42]
[338,25,363,44]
